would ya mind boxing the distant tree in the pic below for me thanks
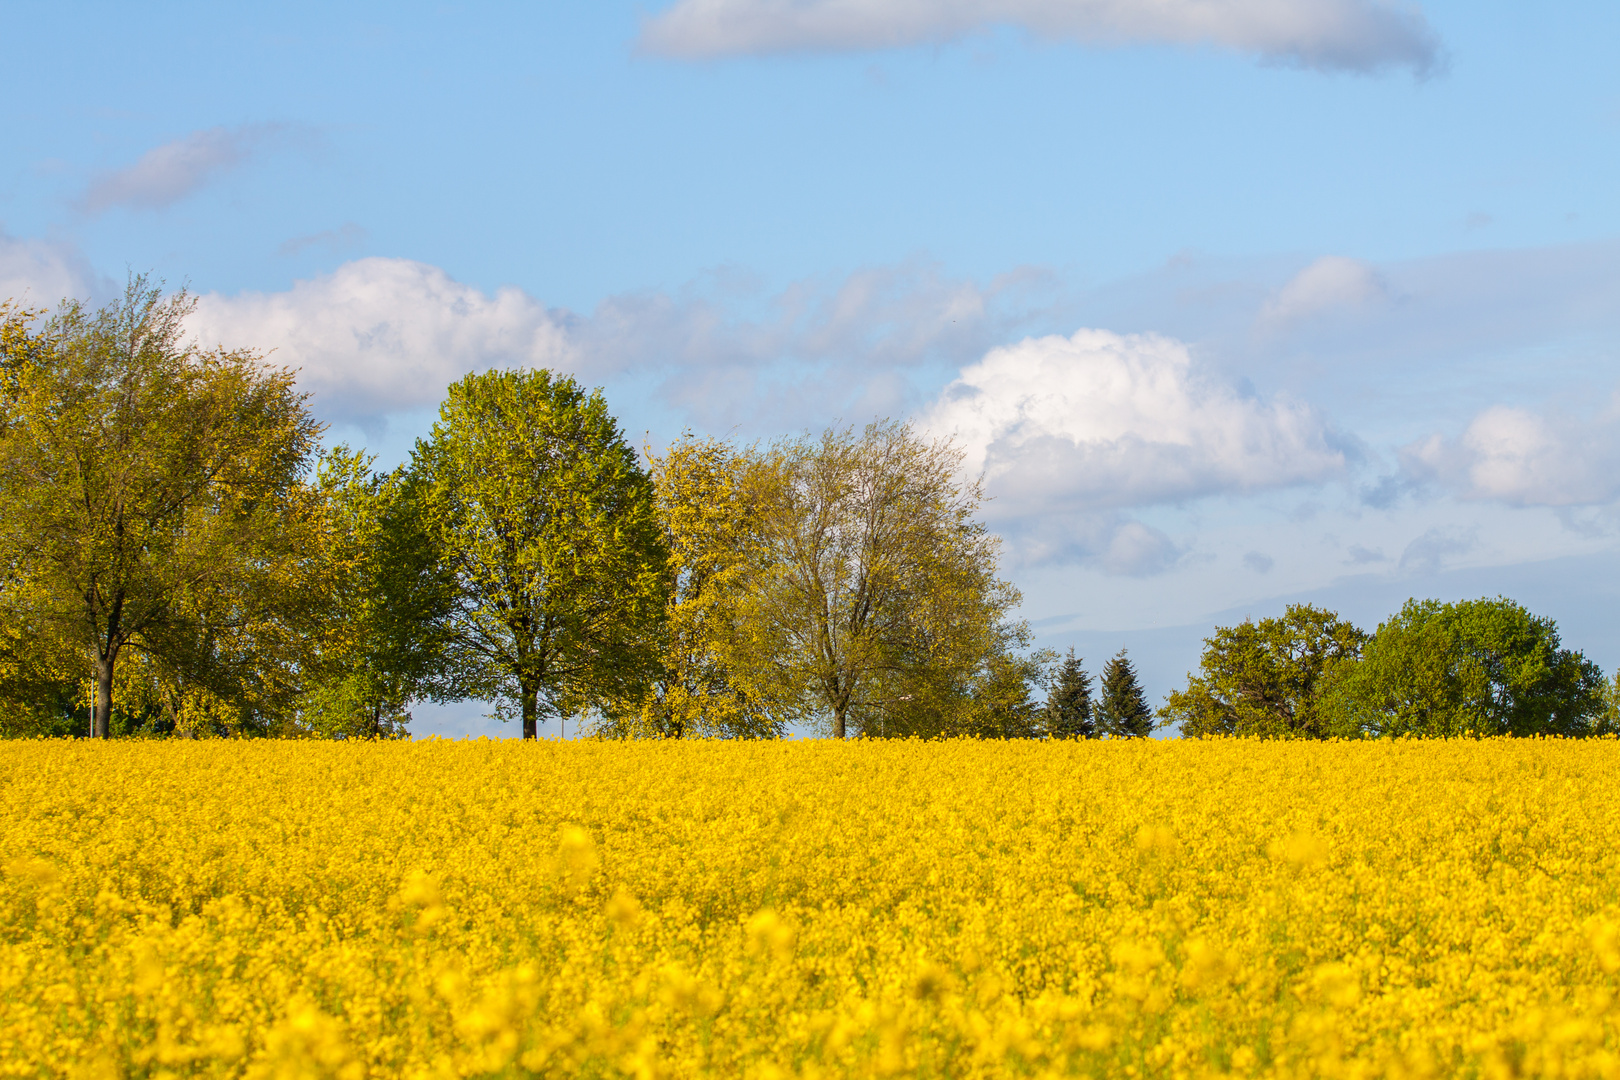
[1097,650,1152,738]
[1045,649,1095,739]
[964,652,1049,739]
[721,421,1026,739]
[599,434,781,739]
[0,281,325,737]
[412,369,667,739]
[1160,605,1366,739]
[1322,596,1607,738]
[297,447,456,739]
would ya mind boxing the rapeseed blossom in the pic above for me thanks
[3,738,1619,1077]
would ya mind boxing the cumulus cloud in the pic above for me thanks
[187,258,578,422]
[186,256,1043,430]
[922,328,1352,518]
[640,0,1441,74]
[79,124,293,214]
[1401,401,1620,507]
[1257,255,1393,329]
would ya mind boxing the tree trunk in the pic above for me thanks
[93,648,115,739]
[522,683,538,740]
[832,704,845,739]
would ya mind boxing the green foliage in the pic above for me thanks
[1161,605,1367,739]
[719,421,1030,739]
[412,368,667,739]
[297,447,456,739]
[1097,650,1152,738]
[1322,597,1607,738]
[0,279,326,737]
[1045,649,1095,739]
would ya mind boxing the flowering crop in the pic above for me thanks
[4,737,1620,1078]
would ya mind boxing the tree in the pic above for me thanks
[412,369,667,739]
[0,280,326,737]
[964,651,1048,739]
[297,447,456,739]
[1160,605,1366,738]
[599,435,781,739]
[722,421,1025,739]
[1045,649,1095,739]
[1097,650,1152,738]
[1321,596,1607,738]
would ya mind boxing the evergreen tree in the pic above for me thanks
[1045,648,1094,739]
[1097,649,1152,738]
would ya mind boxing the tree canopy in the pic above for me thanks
[0,281,325,737]
[411,368,667,739]
[1322,597,1607,738]
[1097,650,1152,738]
[1160,605,1366,739]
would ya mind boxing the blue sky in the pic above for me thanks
[5,1,1620,736]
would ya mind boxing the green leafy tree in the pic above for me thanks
[1045,649,1095,739]
[412,369,667,739]
[0,280,325,737]
[1322,596,1607,738]
[1160,605,1367,738]
[722,421,1026,739]
[963,651,1048,739]
[1097,649,1152,738]
[298,447,456,739]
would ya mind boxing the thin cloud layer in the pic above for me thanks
[1257,254,1393,329]
[923,327,1352,516]
[187,258,577,421]
[79,124,291,214]
[640,0,1441,74]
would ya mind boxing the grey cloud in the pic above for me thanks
[640,0,1442,75]
[1002,512,1184,575]
[1399,400,1620,508]
[1398,526,1477,575]
[79,124,297,215]
[1243,551,1276,573]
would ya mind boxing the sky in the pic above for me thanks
[4,0,1619,737]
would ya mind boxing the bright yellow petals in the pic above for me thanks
[4,737,1620,1077]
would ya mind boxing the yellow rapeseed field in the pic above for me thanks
[4,738,1620,1079]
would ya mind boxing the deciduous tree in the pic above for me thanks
[412,369,666,739]
[1160,605,1366,738]
[722,421,1025,739]
[1322,597,1606,738]
[0,281,325,737]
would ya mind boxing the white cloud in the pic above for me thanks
[1257,255,1392,328]
[922,328,1352,518]
[640,0,1441,74]
[185,255,1043,430]
[0,232,108,310]
[187,258,577,421]
[1402,401,1620,507]
[79,124,291,214]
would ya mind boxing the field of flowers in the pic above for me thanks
[4,738,1620,1079]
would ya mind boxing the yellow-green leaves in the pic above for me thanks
[412,368,666,738]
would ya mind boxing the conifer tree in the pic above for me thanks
[1097,649,1152,738]
[1045,648,1094,739]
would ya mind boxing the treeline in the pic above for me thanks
[1159,600,1618,739]
[4,283,1614,742]
[0,282,1046,740]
